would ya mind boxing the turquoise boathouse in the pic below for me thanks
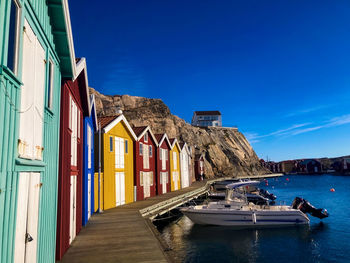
[0,0,76,262]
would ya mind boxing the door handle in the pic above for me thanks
[25,233,33,243]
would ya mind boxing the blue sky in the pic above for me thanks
[69,0,350,161]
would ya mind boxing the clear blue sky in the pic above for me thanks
[69,0,350,162]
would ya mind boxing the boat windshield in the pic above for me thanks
[225,187,248,204]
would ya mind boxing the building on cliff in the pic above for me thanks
[132,126,158,201]
[191,111,222,127]
[56,58,90,260]
[96,115,137,210]
[155,133,172,194]
[169,138,182,191]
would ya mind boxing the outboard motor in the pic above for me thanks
[259,188,277,200]
[292,197,329,219]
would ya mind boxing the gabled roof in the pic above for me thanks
[97,115,137,141]
[194,111,221,116]
[74,57,90,114]
[180,142,191,155]
[132,126,158,146]
[48,0,76,78]
[155,133,171,148]
[169,138,181,151]
[89,94,98,131]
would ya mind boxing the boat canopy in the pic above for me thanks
[225,180,260,189]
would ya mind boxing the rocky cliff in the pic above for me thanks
[91,88,269,178]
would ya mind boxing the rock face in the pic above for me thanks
[91,88,269,178]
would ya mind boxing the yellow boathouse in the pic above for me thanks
[97,115,137,210]
[169,138,181,191]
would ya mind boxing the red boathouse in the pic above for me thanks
[56,58,90,260]
[155,133,172,195]
[133,126,158,201]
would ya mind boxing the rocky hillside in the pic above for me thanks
[91,88,269,178]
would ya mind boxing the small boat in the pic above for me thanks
[181,181,328,227]
[208,179,276,205]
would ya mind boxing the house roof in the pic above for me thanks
[89,94,98,131]
[98,115,119,129]
[132,126,148,137]
[98,114,137,140]
[169,138,181,150]
[155,133,171,148]
[132,126,158,146]
[194,111,221,116]
[180,142,191,155]
[74,57,90,115]
[48,0,76,78]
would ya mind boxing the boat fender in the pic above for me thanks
[252,212,257,224]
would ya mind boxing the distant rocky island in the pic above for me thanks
[90,88,269,178]
[261,156,350,175]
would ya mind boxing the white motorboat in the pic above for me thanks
[181,181,327,227]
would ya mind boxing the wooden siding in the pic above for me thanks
[170,144,181,191]
[56,78,86,260]
[134,131,157,201]
[156,140,171,195]
[102,121,134,210]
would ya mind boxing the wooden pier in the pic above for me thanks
[59,174,277,263]
[59,180,210,263]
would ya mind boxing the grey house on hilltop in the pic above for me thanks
[191,111,222,127]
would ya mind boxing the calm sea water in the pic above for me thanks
[159,175,350,263]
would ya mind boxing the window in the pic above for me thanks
[110,137,113,152]
[125,140,128,153]
[139,143,143,155]
[7,0,20,74]
[149,145,152,157]
[144,133,148,142]
[47,60,54,109]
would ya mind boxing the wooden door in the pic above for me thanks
[14,172,41,263]
[115,172,125,206]
[161,172,167,194]
[143,172,150,198]
[69,176,77,244]
[88,173,91,219]
[115,172,121,206]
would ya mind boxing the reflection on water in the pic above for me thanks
[159,175,350,263]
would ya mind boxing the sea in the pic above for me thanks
[158,174,350,263]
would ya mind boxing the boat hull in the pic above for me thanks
[181,207,309,226]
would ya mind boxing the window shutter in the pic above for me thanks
[140,171,143,186]
[18,20,36,159]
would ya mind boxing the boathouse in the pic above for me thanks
[169,138,181,191]
[155,133,172,194]
[195,152,205,180]
[0,1,76,262]
[180,142,191,188]
[56,58,91,260]
[97,115,137,210]
[82,94,98,225]
[133,126,158,200]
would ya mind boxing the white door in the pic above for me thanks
[115,172,125,206]
[88,173,91,219]
[173,172,178,191]
[69,176,77,244]
[14,172,41,263]
[161,172,167,194]
[115,172,121,206]
[143,172,150,198]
